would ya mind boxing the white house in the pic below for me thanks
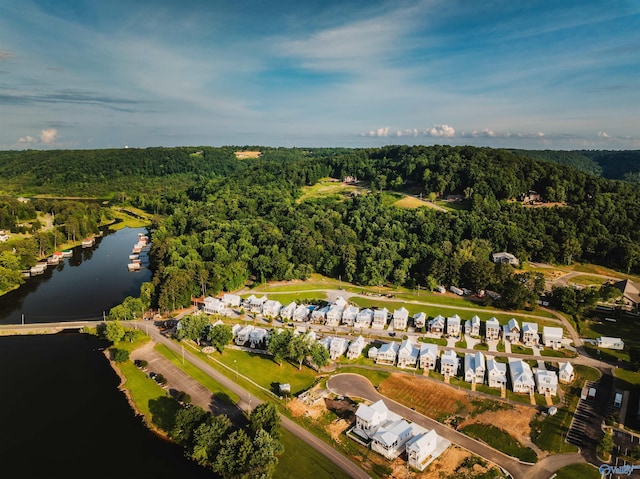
[222,293,241,307]
[372,308,389,330]
[354,400,399,440]
[368,346,379,360]
[492,252,519,265]
[311,305,330,324]
[485,317,501,341]
[376,341,399,365]
[446,314,461,337]
[248,327,268,348]
[406,430,438,471]
[325,304,344,326]
[293,304,310,322]
[203,296,224,315]
[428,315,446,336]
[262,300,282,319]
[465,315,481,337]
[329,337,349,360]
[231,323,243,338]
[535,369,558,396]
[0,231,9,243]
[558,362,575,384]
[542,326,564,350]
[440,350,459,377]
[464,351,486,384]
[521,322,539,346]
[247,295,268,313]
[235,325,254,345]
[317,336,332,351]
[279,301,297,321]
[503,318,520,342]
[347,335,366,359]
[413,312,427,329]
[355,308,374,329]
[509,359,535,394]
[419,343,439,371]
[371,419,414,460]
[597,337,625,350]
[393,307,409,331]
[397,338,420,369]
[342,305,359,326]
[486,357,507,389]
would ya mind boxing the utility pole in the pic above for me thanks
[21,314,24,325]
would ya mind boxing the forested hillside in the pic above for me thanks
[141,145,640,312]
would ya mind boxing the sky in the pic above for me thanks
[0,0,638,150]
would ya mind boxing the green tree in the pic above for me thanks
[110,348,129,362]
[597,431,614,459]
[310,342,330,370]
[174,314,210,345]
[249,403,281,440]
[213,428,254,479]
[171,405,208,447]
[288,333,310,370]
[101,321,125,343]
[249,429,281,479]
[189,414,232,466]
[208,323,233,352]
[267,328,293,366]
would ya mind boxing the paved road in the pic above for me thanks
[327,373,586,479]
[129,321,369,479]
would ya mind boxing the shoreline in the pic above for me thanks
[104,348,173,442]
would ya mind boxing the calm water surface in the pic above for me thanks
[0,227,211,477]
[0,227,152,324]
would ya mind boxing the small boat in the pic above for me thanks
[30,263,48,275]
[132,246,141,254]
[127,263,141,271]
[61,250,73,257]
[47,256,60,265]
[82,237,95,247]
[129,254,139,260]
[53,251,64,259]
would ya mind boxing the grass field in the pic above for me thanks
[297,179,360,203]
[461,424,538,463]
[277,429,352,479]
[392,195,431,209]
[554,463,600,479]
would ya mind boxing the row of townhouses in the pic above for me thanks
[199,294,567,351]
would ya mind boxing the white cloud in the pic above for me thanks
[426,124,455,137]
[363,127,390,137]
[18,135,37,143]
[40,128,58,144]
[598,131,610,138]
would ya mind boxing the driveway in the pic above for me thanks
[327,373,585,479]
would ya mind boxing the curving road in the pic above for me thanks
[327,373,585,479]
[129,321,369,479]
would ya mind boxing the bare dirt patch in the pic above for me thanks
[379,373,471,419]
[234,150,261,159]
[459,405,536,448]
[287,397,326,420]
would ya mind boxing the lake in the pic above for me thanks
[0,226,211,477]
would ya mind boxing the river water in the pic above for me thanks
[0,226,153,324]
[0,227,211,477]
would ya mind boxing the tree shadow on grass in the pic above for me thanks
[149,395,181,432]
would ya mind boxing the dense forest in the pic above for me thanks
[1,145,639,312]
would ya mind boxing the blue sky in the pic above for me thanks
[0,0,638,150]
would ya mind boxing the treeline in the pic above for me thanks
[144,146,640,312]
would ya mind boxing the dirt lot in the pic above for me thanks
[458,406,537,450]
[234,150,261,158]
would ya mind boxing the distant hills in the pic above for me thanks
[508,149,640,183]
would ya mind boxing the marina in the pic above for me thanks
[128,232,150,272]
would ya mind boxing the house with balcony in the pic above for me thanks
[248,327,268,348]
[372,308,389,330]
[262,300,282,319]
[293,304,310,322]
[440,350,460,377]
[509,359,535,394]
[485,317,501,341]
[428,315,446,336]
[503,318,520,343]
[235,325,254,345]
[311,305,329,324]
[464,351,486,385]
[419,343,439,371]
[325,304,344,326]
[486,357,507,389]
[393,307,409,331]
[279,301,297,321]
[446,314,461,337]
[465,315,481,337]
[376,341,399,365]
[355,308,374,329]
[329,337,349,360]
[397,338,420,369]
[347,335,366,359]
[542,326,563,350]
[342,305,359,326]
[203,296,224,315]
[406,430,441,471]
[521,322,539,346]
[222,293,241,308]
[413,312,427,329]
[535,369,558,396]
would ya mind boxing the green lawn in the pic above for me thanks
[554,463,600,479]
[335,367,391,387]
[541,348,578,358]
[276,429,351,479]
[461,424,538,463]
[118,360,173,419]
[511,345,533,355]
[614,368,640,388]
